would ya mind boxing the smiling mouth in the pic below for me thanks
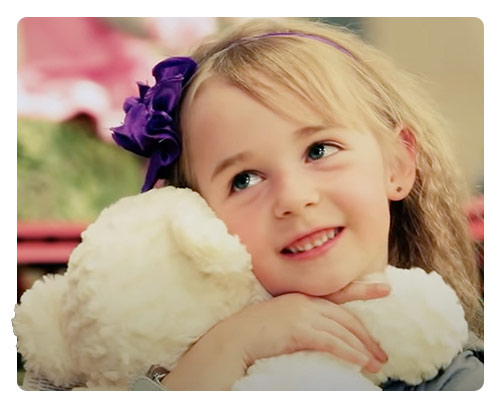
[281,227,343,255]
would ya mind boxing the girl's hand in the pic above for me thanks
[163,284,389,390]
[321,280,391,369]
[235,291,388,373]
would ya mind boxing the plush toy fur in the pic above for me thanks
[13,187,469,390]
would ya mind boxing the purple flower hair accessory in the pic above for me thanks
[111,57,197,192]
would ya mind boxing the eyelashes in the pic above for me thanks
[231,171,263,192]
[228,141,342,194]
[306,142,340,161]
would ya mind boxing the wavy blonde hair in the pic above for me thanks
[168,18,483,338]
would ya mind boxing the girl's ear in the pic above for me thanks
[387,128,417,201]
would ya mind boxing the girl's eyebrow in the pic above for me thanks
[295,125,329,137]
[211,152,251,182]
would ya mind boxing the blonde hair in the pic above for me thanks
[169,18,483,338]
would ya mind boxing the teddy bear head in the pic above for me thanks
[14,187,270,389]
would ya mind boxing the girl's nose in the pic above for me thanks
[272,175,320,218]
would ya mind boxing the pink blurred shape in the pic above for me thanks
[17,18,216,140]
[149,17,217,53]
[464,195,484,242]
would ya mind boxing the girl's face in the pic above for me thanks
[183,78,398,296]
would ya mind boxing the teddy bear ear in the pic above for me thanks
[168,188,253,275]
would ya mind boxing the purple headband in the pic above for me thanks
[111,32,353,192]
[254,32,354,58]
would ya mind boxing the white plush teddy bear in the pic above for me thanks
[13,187,469,390]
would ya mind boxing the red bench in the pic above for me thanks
[18,221,88,264]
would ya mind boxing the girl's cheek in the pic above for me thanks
[215,205,252,237]
[223,206,264,248]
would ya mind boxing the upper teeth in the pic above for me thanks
[287,229,337,254]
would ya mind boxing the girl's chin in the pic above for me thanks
[274,282,349,298]
[307,276,359,297]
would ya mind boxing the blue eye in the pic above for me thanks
[231,171,262,192]
[307,143,339,161]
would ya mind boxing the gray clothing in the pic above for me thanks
[381,349,483,391]
[130,349,484,391]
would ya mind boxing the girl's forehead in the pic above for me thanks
[189,75,234,103]
[186,73,329,130]
[185,76,371,147]
[183,66,391,150]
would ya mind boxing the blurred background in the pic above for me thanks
[16,17,484,383]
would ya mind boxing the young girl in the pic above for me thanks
[112,18,483,390]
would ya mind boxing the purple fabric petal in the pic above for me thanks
[123,96,139,113]
[158,136,181,164]
[137,82,150,99]
[112,129,145,156]
[152,57,197,83]
[123,104,150,153]
[146,110,173,132]
[151,80,183,112]
[142,151,163,192]
[141,137,180,192]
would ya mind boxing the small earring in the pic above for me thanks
[396,186,403,193]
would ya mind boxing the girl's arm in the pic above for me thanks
[161,282,390,391]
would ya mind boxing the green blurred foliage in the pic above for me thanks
[18,117,144,221]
